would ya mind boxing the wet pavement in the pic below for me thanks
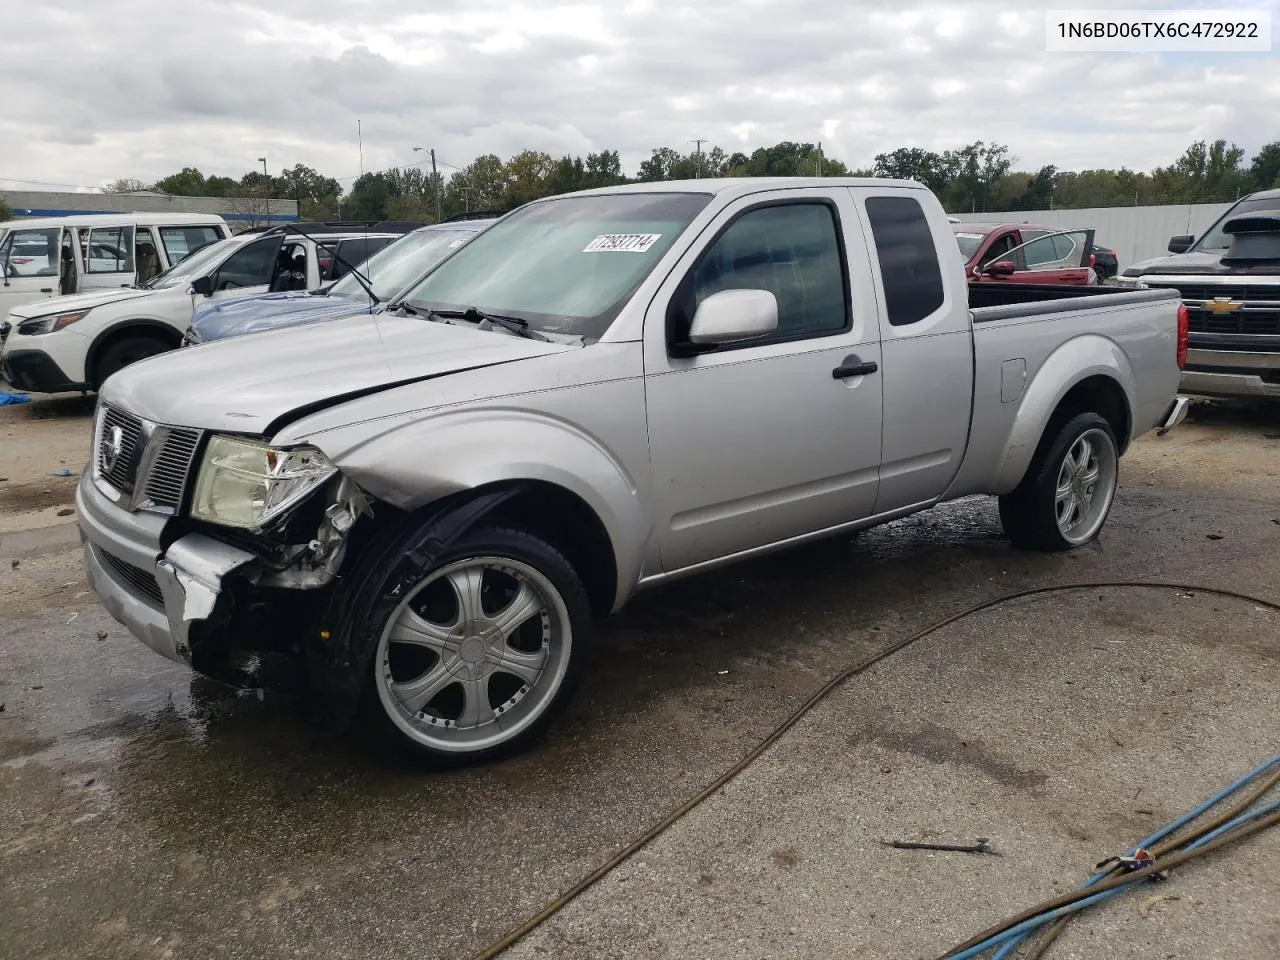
[1,397,1278,960]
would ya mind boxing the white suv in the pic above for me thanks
[1,225,407,393]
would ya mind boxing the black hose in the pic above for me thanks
[468,580,1280,960]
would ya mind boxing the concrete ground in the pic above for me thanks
[1,392,1278,960]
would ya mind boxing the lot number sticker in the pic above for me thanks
[583,233,662,253]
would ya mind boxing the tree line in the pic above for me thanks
[94,137,1280,225]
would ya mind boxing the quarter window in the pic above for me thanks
[159,226,225,265]
[865,195,945,327]
[676,202,848,345]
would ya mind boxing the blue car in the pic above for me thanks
[183,218,496,345]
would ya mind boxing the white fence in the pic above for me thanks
[952,202,1234,270]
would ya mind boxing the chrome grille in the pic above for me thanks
[95,546,164,607]
[97,405,144,493]
[1142,280,1280,337]
[142,428,202,510]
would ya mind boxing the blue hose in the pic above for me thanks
[978,755,1280,960]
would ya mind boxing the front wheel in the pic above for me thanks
[360,526,591,765]
[93,333,171,389]
[999,412,1119,551]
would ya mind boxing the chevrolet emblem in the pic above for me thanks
[1205,297,1243,316]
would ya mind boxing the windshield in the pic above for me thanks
[1193,197,1280,252]
[399,192,712,339]
[330,227,484,301]
[953,231,988,259]
[144,237,241,288]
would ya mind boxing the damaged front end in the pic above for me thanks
[160,475,376,685]
[78,429,378,691]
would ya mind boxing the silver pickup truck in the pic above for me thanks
[76,177,1189,763]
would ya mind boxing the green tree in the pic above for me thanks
[101,178,149,193]
[153,167,207,196]
[0,197,12,222]
[873,147,950,192]
[1249,142,1280,192]
[584,150,625,187]
[345,172,392,220]
[276,164,343,220]
[204,176,239,197]
[505,150,555,207]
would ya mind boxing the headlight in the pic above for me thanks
[1112,275,1145,289]
[16,309,91,336]
[190,435,337,530]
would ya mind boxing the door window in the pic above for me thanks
[979,232,1017,267]
[1020,235,1064,268]
[211,237,281,291]
[864,195,945,326]
[85,226,136,273]
[1,228,61,277]
[159,226,225,265]
[673,201,849,346]
[327,237,394,280]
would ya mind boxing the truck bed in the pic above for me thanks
[968,283,1179,321]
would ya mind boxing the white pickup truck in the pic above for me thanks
[75,177,1189,764]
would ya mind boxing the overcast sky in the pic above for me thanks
[1,0,1277,193]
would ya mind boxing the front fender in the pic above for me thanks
[994,334,1137,494]
[324,406,648,606]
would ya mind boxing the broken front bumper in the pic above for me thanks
[76,469,256,665]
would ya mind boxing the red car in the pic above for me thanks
[953,222,1098,285]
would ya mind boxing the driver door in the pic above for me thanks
[204,235,282,300]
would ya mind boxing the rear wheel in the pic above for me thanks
[999,412,1119,551]
[94,333,171,389]
[359,525,591,765]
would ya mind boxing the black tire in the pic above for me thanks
[998,412,1120,552]
[93,333,172,389]
[342,524,592,766]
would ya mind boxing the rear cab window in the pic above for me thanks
[864,195,945,326]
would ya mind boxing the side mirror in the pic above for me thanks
[1168,235,1194,254]
[687,288,779,345]
[190,275,213,296]
[985,259,1016,277]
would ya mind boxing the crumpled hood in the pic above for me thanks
[189,291,376,342]
[101,312,576,435]
[9,287,155,319]
[1125,250,1280,278]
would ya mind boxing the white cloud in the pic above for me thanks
[0,0,1277,192]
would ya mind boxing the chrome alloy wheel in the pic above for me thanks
[1054,427,1118,544]
[374,556,573,754]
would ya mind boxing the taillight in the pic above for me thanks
[1176,303,1189,370]
[1089,253,1096,268]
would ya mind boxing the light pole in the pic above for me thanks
[413,146,443,222]
[257,156,270,226]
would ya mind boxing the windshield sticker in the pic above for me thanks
[583,233,662,253]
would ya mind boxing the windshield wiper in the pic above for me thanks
[428,307,550,341]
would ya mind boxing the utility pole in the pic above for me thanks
[690,138,706,178]
[413,146,444,222]
[817,141,823,177]
[258,155,270,226]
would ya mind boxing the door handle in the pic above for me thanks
[832,356,878,379]
[40,288,53,293]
